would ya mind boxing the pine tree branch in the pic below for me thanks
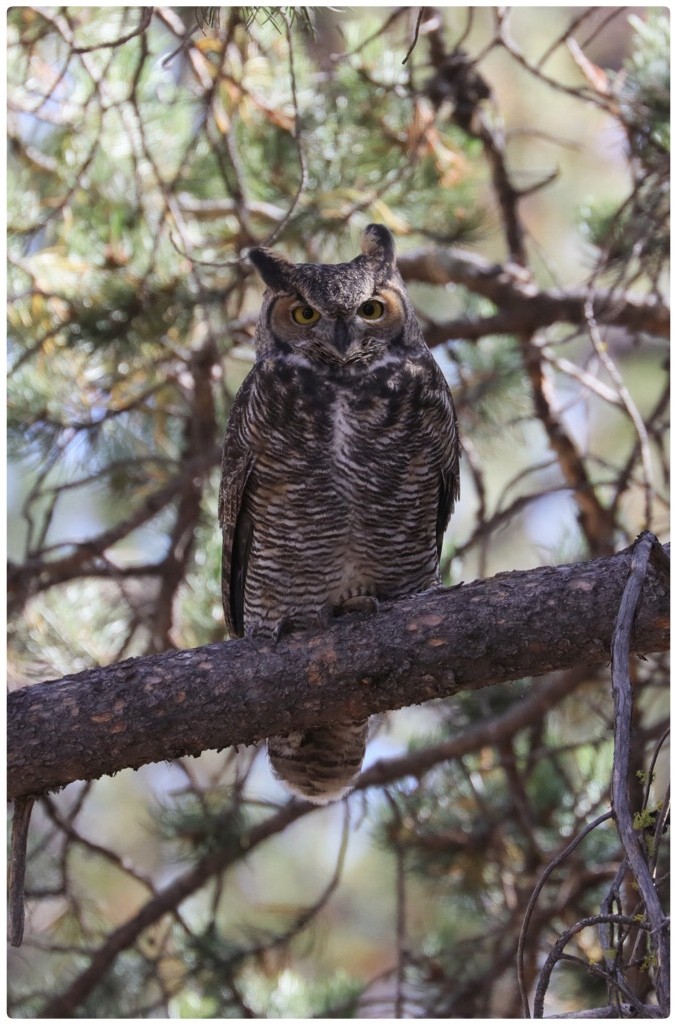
[8,540,669,802]
[397,247,670,339]
[7,447,221,618]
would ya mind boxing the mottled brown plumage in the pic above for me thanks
[219,225,460,803]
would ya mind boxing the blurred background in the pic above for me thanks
[7,6,669,1018]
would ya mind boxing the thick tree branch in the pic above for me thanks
[9,541,669,802]
[397,247,670,339]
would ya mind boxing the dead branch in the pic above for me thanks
[7,797,34,947]
[610,531,670,1014]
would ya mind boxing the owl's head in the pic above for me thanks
[248,224,422,365]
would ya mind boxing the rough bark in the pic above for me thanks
[8,542,669,801]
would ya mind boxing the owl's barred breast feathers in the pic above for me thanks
[219,225,460,804]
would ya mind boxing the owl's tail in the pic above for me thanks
[267,718,369,804]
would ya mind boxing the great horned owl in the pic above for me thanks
[219,224,460,804]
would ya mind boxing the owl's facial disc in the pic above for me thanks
[270,287,405,357]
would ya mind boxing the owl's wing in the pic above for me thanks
[218,370,257,638]
[432,364,461,560]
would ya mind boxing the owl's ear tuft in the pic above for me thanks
[248,247,295,292]
[361,224,396,271]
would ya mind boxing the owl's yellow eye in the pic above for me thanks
[291,305,320,326]
[358,298,385,321]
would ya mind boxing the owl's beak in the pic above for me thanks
[332,316,351,355]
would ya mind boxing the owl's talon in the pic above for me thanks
[423,580,463,595]
[250,602,379,643]
[272,616,300,643]
[244,617,303,646]
[277,607,336,635]
[334,594,380,618]
[314,604,335,630]
[244,622,273,649]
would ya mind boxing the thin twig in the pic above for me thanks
[584,300,654,529]
[402,7,424,65]
[517,811,614,1017]
[533,915,655,1018]
[255,14,307,248]
[384,791,408,1019]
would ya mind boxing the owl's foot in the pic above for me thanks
[422,580,464,595]
[272,602,366,637]
[263,612,327,644]
[243,612,324,644]
[245,597,381,647]
[243,622,277,649]
[271,615,304,642]
[272,603,346,637]
[332,594,380,618]
[304,596,381,631]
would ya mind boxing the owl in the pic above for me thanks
[219,224,460,804]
